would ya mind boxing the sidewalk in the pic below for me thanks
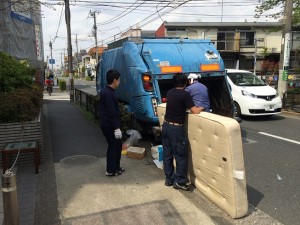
[2,88,293,225]
[34,89,217,225]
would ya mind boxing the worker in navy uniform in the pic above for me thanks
[99,69,125,176]
[162,73,205,191]
[185,73,211,112]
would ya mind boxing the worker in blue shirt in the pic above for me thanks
[99,69,125,176]
[185,73,211,112]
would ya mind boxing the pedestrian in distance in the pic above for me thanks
[162,72,205,191]
[185,73,210,112]
[98,69,125,176]
[45,76,54,95]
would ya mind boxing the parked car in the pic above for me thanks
[226,69,282,117]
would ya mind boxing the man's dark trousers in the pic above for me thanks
[101,126,122,173]
[162,122,188,184]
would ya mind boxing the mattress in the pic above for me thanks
[157,104,248,218]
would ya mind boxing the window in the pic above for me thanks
[217,31,236,51]
[240,32,255,46]
[167,28,186,32]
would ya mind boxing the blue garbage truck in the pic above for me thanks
[96,37,233,136]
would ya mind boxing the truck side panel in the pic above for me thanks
[99,42,158,123]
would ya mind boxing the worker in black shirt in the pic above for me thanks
[162,73,205,191]
[99,69,125,176]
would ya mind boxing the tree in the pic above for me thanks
[255,0,300,25]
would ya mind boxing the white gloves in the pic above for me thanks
[114,128,122,139]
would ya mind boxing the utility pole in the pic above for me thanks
[63,48,65,76]
[60,52,63,75]
[75,34,80,77]
[49,40,53,71]
[65,0,74,102]
[278,0,293,98]
[90,10,100,62]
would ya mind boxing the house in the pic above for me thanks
[155,21,283,75]
[87,46,107,62]
[81,46,107,78]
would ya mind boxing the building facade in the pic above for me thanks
[0,0,44,84]
[156,22,283,74]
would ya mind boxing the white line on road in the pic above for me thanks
[258,132,300,145]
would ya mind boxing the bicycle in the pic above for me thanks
[46,84,53,96]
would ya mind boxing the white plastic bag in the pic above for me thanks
[122,130,142,150]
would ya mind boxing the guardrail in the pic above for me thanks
[74,88,98,118]
[282,92,300,112]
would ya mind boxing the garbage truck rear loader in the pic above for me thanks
[96,38,233,136]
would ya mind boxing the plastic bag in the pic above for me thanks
[122,130,142,150]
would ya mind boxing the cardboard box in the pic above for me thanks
[127,147,146,160]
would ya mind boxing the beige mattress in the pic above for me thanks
[157,104,248,219]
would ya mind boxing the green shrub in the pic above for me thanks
[0,85,43,123]
[59,79,66,91]
[0,52,42,123]
[85,76,92,81]
[0,52,35,92]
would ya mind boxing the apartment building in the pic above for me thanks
[155,21,283,75]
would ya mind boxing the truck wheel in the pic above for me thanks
[233,102,241,118]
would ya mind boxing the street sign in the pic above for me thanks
[49,59,55,64]
[282,70,288,81]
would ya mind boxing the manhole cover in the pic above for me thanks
[60,155,98,166]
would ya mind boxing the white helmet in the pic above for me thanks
[187,73,199,83]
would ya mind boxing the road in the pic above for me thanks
[72,78,300,225]
[73,78,97,95]
[241,114,300,225]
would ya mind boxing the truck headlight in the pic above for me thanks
[241,90,257,98]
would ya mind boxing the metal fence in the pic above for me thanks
[282,92,300,113]
[74,88,98,118]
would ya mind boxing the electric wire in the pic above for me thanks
[41,0,279,63]
[51,4,65,44]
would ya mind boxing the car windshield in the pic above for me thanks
[227,72,266,86]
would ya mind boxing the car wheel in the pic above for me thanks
[234,102,241,118]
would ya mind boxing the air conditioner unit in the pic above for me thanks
[271,48,278,53]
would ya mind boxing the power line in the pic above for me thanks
[52,4,65,44]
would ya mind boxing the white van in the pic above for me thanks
[226,69,282,117]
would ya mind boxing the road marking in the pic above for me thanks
[258,132,300,145]
[242,138,257,144]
